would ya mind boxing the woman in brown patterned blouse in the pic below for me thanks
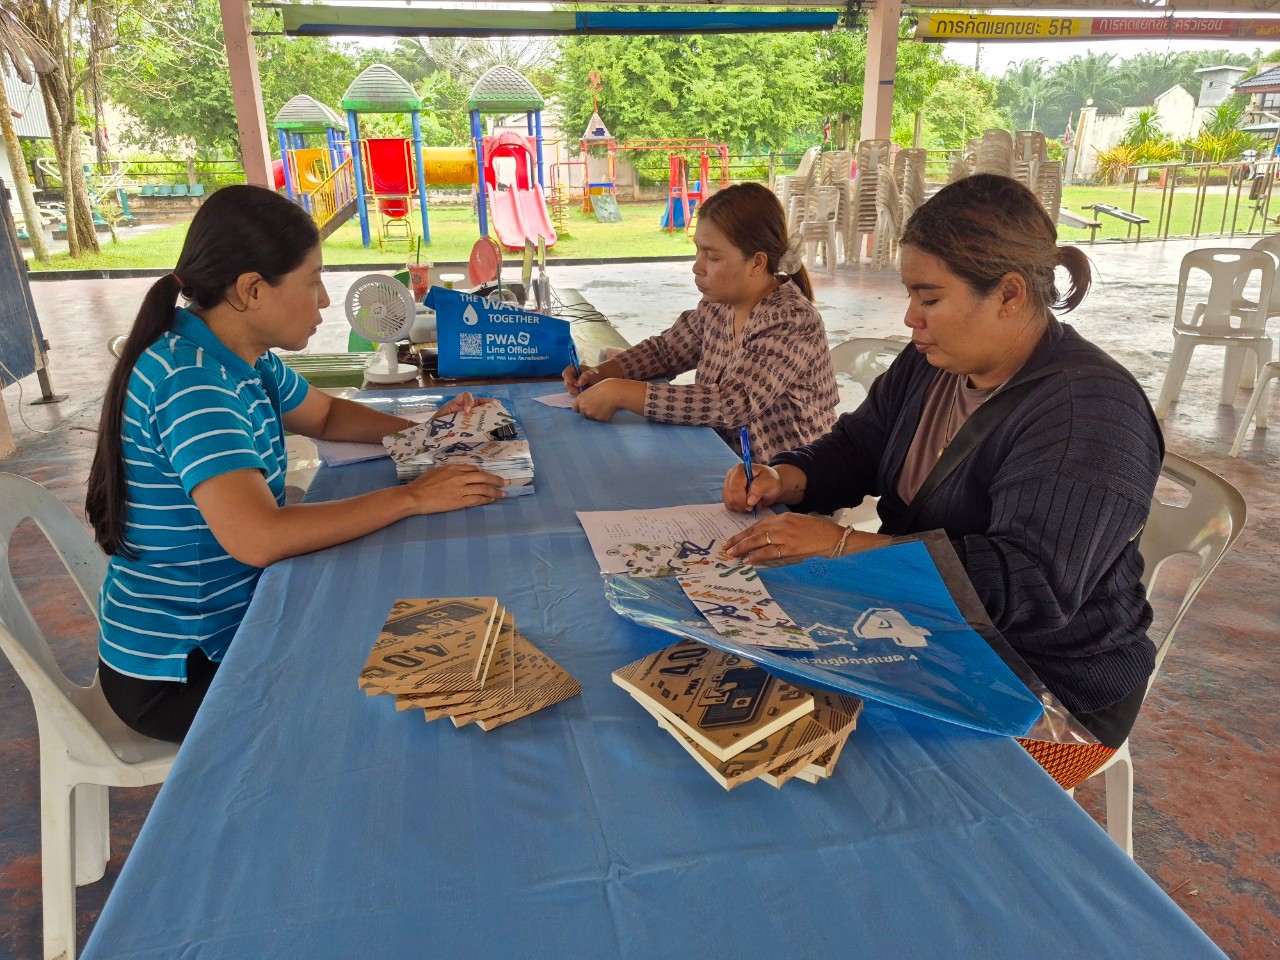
[561,182,839,461]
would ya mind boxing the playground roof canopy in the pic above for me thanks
[340,63,422,113]
[467,65,544,112]
[272,94,344,132]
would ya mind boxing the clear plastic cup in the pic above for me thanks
[405,262,431,301]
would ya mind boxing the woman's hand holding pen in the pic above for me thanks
[562,357,625,397]
[723,463,785,513]
[561,364,606,397]
[403,463,506,514]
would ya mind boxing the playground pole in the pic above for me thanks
[348,109,372,248]
[472,109,488,237]
[410,110,431,244]
[534,111,546,188]
[277,128,296,202]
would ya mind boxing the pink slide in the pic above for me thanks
[487,184,558,251]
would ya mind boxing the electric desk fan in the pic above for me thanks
[344,274,419,383]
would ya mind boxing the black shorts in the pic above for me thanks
[99,649,220,744]
[1072,681,1148,750]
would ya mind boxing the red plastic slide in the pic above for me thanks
[487,184,558,251]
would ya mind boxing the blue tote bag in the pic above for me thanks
[429,287,572,379]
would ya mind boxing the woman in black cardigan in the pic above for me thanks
[721,174,1164,753]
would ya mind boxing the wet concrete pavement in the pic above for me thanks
[1,240,1277,958]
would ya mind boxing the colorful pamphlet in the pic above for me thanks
[364,601,579,733]
[611,639,814,761]
[677,566,818,651]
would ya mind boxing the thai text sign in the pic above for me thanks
[916,13,1280,43]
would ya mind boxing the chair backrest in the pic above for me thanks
[809,185,839,223]
[828,337,908,399]
[1243,236,1280,314]
[0,473,116,752]
[1174,247,1275,336]
[1138,453,1246,684]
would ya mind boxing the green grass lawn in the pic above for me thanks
[1057,182,1276,243]
[26,183,1280,272]
[27,200,695,273]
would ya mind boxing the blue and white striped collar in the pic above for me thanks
[170,307,261,382]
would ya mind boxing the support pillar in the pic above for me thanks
[860,0,902,144]
[219,0,272,188]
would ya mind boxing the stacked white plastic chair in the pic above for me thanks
[847,139,891,266]
[872,173,902,271]
[974,129,1014,177]
[797,184,841,275]
[1013,131,1047,191]
[894,148,928,229]
[1154,247,1275,421]
[776,145,822,233]
[821,150,855,263]
[947,140,977,184]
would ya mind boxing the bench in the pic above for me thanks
[1056,206,1103,243]
[1086,203,1150,241]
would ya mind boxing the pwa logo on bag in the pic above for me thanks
[463,304,479,326]
[854,608,932,648]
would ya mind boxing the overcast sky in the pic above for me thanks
[933,10,1279,78]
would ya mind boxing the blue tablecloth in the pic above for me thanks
[82,382,1225,960]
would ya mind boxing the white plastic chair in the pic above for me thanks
[1229,360,1280,456]
[827,338,908,531]
[0,473,177,960]
[1085,453,1246,856]
[1154,248,1275,419]
[798,185,840,275]
[828,336,907,411]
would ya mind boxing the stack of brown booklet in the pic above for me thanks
[360,597,581,731]
[612,639,862,791]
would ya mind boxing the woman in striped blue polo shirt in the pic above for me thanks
[86,185,506,743]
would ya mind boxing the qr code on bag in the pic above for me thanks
[459,333,482,358]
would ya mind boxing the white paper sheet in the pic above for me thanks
[577,503,766,575]
[533,392,576,409]
[313,406,438,467]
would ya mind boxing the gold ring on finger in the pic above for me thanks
[765,531,772,545]
[775,544,782,560]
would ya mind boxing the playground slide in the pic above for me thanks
[487,184,558,250]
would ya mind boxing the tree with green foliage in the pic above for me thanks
[15,0,102,255]
[105,0,361,157]
[997,58,1058,131]
[0,5,53,261]
[916,72,1006,150]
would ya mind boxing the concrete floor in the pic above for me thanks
[1,242,1277,958]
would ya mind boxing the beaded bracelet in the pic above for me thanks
[830,524,853,559]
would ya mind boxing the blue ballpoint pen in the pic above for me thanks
[739,426,756,517]
[568,341,583,390]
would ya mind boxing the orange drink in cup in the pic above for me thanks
[406,261,431,301]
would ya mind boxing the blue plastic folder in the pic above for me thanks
[429,287,572,379]
[604,538,1045,738]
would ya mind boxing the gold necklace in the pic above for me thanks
[938,371,1016,458]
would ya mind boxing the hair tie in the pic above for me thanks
[172,272,184,288]
[777,234,805,275]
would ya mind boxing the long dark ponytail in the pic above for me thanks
[87,185,320,557]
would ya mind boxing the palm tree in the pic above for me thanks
[1002,59,1058,130]
[0,3,53,261]
[1054,53,1123,115]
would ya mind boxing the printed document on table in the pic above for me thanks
[577,503,766,575]
[533,392,577,409]
[314,406,438,466]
